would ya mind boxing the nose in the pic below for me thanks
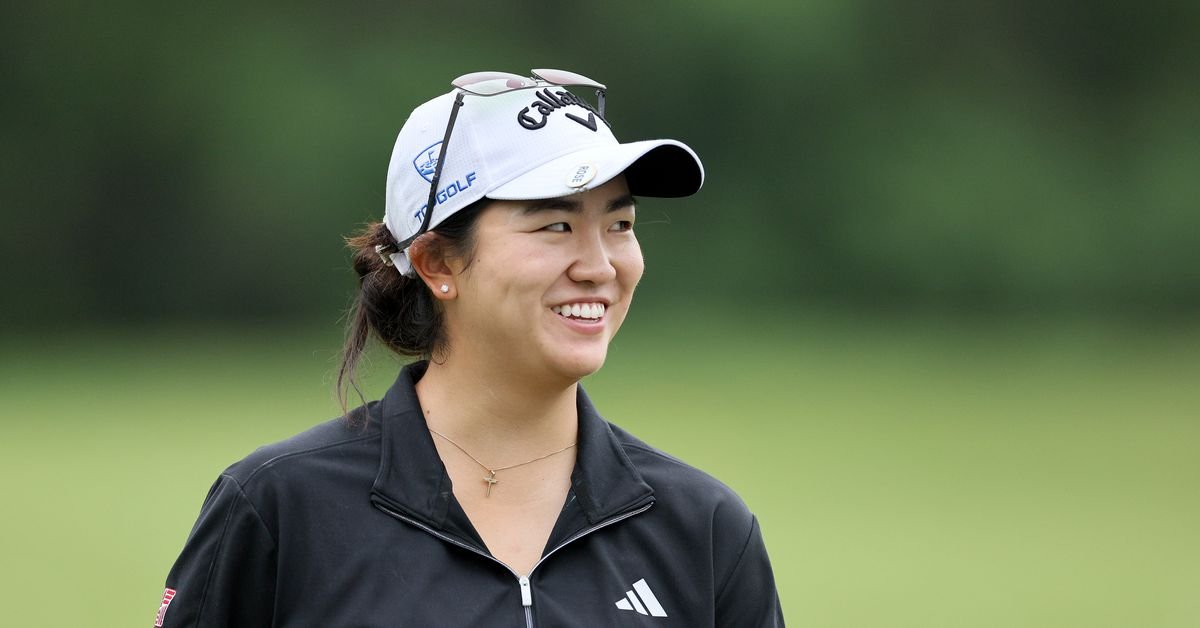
[567,231,617,284]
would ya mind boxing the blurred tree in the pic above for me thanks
[2,0,1197,326]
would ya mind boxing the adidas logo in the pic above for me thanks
[614,578,668,617]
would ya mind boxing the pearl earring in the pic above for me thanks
[440,284,449,294]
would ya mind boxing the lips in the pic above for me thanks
[551,302,607,320]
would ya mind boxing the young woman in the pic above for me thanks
[159,69,783,627]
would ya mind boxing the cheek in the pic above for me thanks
[615,241,645,289]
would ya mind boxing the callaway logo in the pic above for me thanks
[517,88,601,132]
[614,578,668,618]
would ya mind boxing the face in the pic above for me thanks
[442,176,644,386]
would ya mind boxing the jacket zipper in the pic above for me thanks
[374,500,653,627]
[529,502,653,572]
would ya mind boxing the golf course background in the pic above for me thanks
[3,1,1199,625]
[2,315,1197,626]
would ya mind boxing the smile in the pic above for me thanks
[551,302,606,320]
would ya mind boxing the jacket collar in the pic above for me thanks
[370,361,655,544]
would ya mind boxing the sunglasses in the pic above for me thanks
[452,69,606,113]
[392,69,608,252]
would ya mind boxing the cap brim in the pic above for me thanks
[488,139,704,200]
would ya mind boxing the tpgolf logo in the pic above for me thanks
[412,142,442,183]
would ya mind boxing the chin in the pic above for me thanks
[550,349,609,383]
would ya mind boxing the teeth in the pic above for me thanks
[552,303,606,319]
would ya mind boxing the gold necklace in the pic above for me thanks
[427,427,577,497]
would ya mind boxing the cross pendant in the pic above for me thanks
[483,470,499,497]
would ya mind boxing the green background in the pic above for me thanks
[2,0,1199,625]
[2,318,1198,626]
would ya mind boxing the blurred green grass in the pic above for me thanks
[1,314,1198,627]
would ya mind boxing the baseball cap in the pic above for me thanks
[382,71,705,275]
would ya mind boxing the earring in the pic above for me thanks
[440,284,449,294]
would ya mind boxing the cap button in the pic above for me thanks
[566,163,597,188]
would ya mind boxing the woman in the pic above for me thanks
[159,69,783,627]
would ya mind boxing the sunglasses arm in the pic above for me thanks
[396,92,466,251]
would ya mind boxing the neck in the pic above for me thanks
[414,357,579,461]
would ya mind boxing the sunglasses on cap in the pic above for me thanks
[452,69,606,114]
[386,69,607,255]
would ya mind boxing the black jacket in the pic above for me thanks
[161,362,784,627]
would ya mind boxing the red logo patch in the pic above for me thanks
[155,588,177,627]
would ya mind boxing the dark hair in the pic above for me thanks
[336,198,489,419]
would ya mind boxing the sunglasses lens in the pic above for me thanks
[453,71,523,86]
[453,72,537,95]
[532,68,606,91]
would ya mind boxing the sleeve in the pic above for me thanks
[714,515,785,627]
[157,474,277,627]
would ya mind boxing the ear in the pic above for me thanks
[408,235,457,300]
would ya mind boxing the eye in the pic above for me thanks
[610,220,634,233]
[542,222,571,233]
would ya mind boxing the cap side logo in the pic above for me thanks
[412,142,442,183]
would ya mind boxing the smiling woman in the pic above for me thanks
[421,179,644,390]
[158,69,783,627]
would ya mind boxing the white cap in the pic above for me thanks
[383,82,704,275]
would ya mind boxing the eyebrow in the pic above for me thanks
[520,193,637,215]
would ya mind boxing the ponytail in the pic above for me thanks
[337,199,489,421]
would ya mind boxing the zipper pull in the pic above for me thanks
[518,575,532,607]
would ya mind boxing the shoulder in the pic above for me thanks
[220,404,383,497]
[608,421,745,502]
[608,421,756,533]
[606,422,784,617]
